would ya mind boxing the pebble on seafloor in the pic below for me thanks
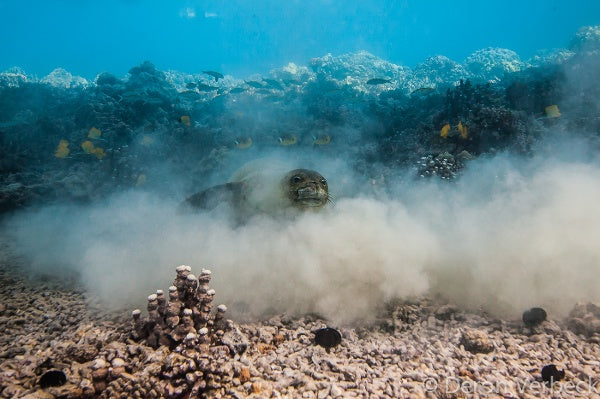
[522,307,547,327]
[541,364,565,383]
[314,327,342,353]
[39,369,67,388]
[460,328,494,353]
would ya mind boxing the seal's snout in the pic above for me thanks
[297,184,325,199]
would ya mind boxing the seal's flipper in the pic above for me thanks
[179,182,244,213]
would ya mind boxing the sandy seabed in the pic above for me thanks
[1,239,600,399]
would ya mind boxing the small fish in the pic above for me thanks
[440,124,450,138]
[234,136,253,149]
[136,174,147,187]
[81,140,105,159]
[180,90,200,98]
[81,140,95,153]
[255,89,272,95]
[263,78,283,90]
[196,83,219,92]
[545,104,561,118]
[312,133,331,146]
[140,135,154,146]
[367,78,391,85]
[179,115,191,126]
[245,80,264,89]
[282,79,301,86]
[93,148,106,159]
[185,82,197,89]
[54,139,70,158]
[411,87,435,96]
[278,133,298,146]
[202,70,224,82]
[457,122,469,139]
[229,87,247,94]
[87,127,102,139]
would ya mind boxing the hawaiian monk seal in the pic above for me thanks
[180,162,330,218]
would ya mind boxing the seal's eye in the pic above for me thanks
[291,175,302,184]
[320,179,327,186]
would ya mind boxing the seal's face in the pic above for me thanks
[284,169,330,209]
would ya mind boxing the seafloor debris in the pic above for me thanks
[541,364,565,383]
[522,307,547,327]
[313,327,342,352]
[460,328,494,354]
[416,152,463,179]
[566,302,600,337]
[38,370,67,388]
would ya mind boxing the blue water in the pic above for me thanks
[1,0,599,79]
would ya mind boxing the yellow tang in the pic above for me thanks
[136,174,147,186]
[234,137,253,149]
[440,124,450,138]
[545,105,561,118]
[81,140,106,159]
[140,135,154,146]
[313,133,331,145]
[81,140,95,153]
[180,115,191,126]
[54,139,70,158]
[278,133,297,146]
[458,122,469,139]
[92,148,106,159]
[88,127,102,139]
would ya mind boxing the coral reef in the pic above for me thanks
[131,265,228,349]
[40,68,89,89]
[410,55,469,90]
[464,47,523,83]
[1,27,600,211]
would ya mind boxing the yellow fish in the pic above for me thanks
[180,115,191,126]
[457,122,469,139]
[54,139,70,158]
[81,140,95,153]
[87,127,102,139]
[136,174,147,186]
[440,124,450,138]
[278,133,298,146]
[234,136,253,149]
[545,105,561,118]
[140,135,154,146]
[81,140,106,159]
[312,133,331,145]
[92,148,106,159]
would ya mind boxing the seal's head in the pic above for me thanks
[283,169,330,209]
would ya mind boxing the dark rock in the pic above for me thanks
[522,307,547,327]
[39,369,67,388]
[314,327,342,352]
[541,364,565,383]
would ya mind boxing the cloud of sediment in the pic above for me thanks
[5,45,600,324]
[6,135,600,324]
